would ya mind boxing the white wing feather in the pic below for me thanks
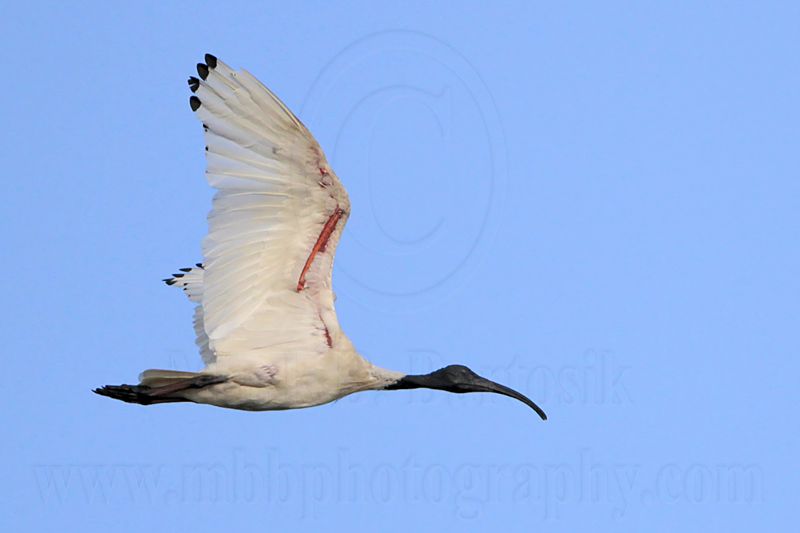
[189,56,350,364]
[165,266,214,365]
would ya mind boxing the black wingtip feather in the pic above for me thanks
[187,76,200,93]
[163,278,177,286]
[189,96,201,111]
[205,53,218,69]
[197,63,209,80]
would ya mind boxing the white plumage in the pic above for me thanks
[95,54,546,421]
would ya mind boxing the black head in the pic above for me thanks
[386,364,547,420]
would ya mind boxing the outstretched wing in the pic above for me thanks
[188,54,350,362]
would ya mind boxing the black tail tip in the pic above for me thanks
[93,384,155,404]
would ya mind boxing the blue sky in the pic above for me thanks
[2,2,797,531]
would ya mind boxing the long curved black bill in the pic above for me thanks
[469,376,547,420]
[386,365,547,420]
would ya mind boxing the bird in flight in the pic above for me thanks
[94,54,546,421]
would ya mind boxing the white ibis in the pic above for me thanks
[94,54,546,421]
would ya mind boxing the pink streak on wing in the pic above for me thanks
[296,207,345,293]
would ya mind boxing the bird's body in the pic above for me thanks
[186,348,402,411]
[95,54,546,421]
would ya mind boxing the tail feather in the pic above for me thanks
[94,374,226,405]
[93,384,188,405]
[139,369,203,386]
